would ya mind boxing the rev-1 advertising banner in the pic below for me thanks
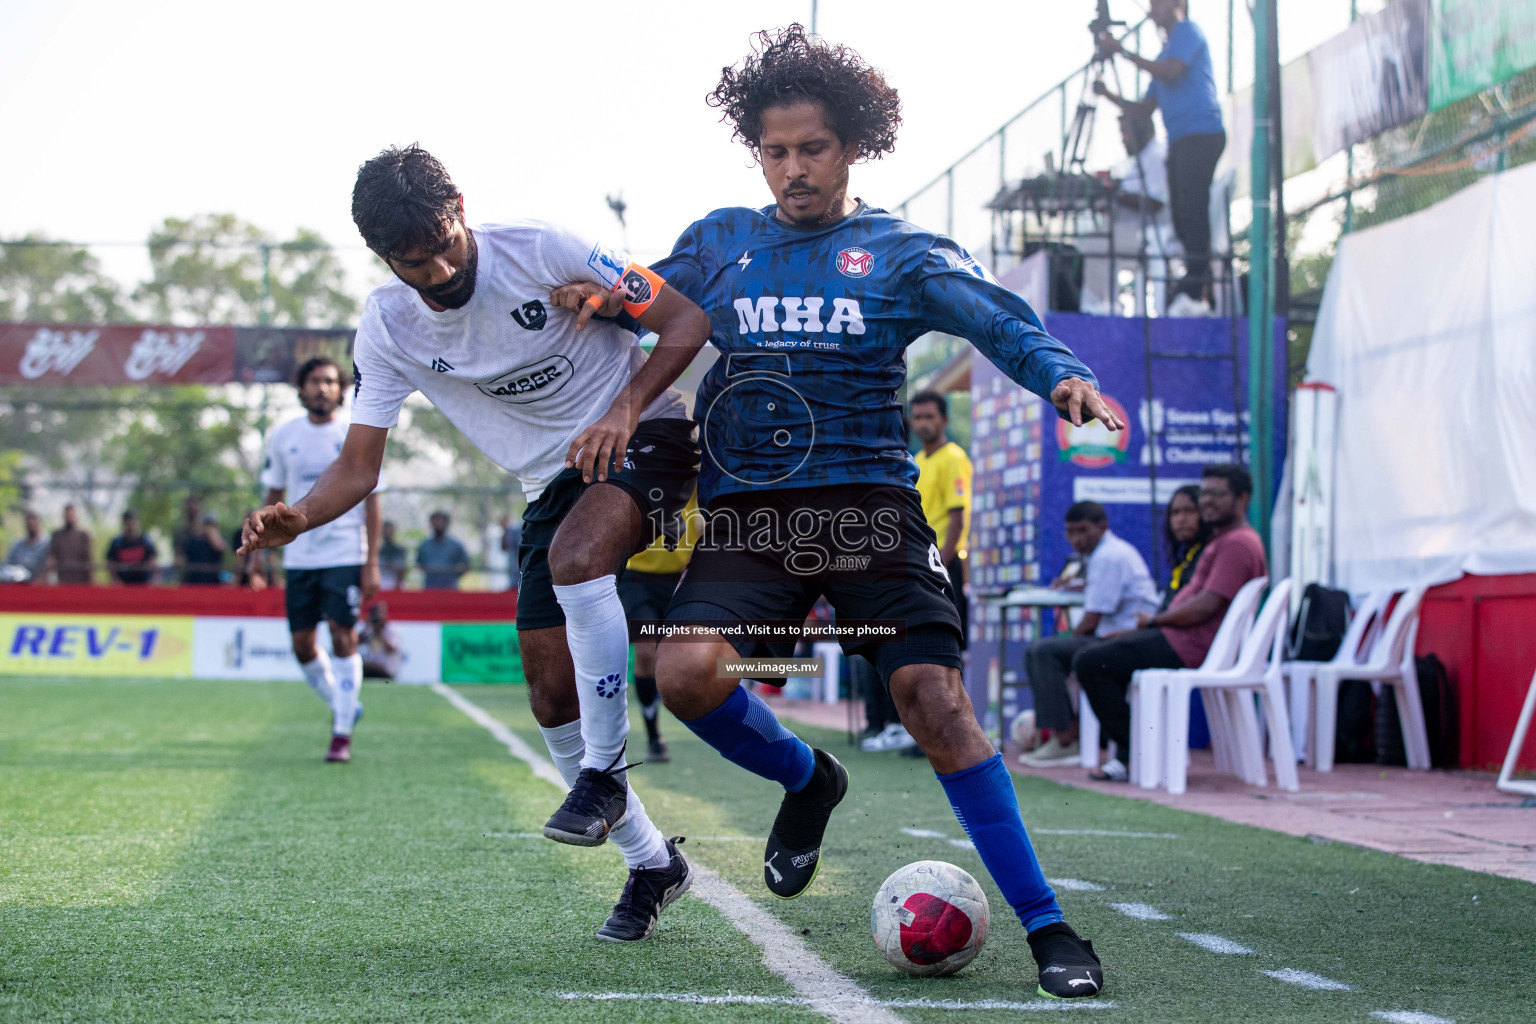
[0,614,194,677]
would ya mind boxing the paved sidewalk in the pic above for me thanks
[768,696,1536,885]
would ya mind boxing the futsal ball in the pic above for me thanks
[1010,709,1040,753]
[871,860,990,977]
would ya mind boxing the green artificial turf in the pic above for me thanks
[2,676,1532,1023]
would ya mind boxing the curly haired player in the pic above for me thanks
[556,24,1118,998]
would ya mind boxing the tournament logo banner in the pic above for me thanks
[0,613,194,677]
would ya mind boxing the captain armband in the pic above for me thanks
[612,261,666,318]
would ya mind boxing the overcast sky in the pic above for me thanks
[1,0,1360,288]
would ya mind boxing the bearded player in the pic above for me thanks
[240,145,713,942]
[257,355,382,763]
[558,26,1121,997]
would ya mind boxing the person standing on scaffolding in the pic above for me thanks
[1094,0,1225,317]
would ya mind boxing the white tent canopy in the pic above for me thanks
[1306,161,1536,592]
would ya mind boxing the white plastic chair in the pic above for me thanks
[1130,576,1269,788]
[1283,590,1392,763]
[1496,667,1536,798]
[1312,586,1430,772]
[1142,579,1299,795]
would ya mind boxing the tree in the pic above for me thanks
[0,236,127,322]
[104,386,262,539]
[134,214,357,327]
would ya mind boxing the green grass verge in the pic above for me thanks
[1,677,1531,1023]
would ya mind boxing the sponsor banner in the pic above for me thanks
[1429,0,1536,110]
[1072,477,1201,505]
[233,328,355,384]
[0,613,193,677]
[0,324,235,385]
[441,622,524,684]
[1310,0,1430,160]
[190,616,441,684]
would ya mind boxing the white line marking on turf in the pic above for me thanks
[947,838,977,851]
[1176,933,1253,954]
[1034,829,1179,839]
[431,683,568,790]
[432,683,902,1024]
[899,828,949,839]
[1048,878,1105,891]
[1370,1013,1456,1024]
[558,992,1114,1012]
[1262,968,1352,991]
[1109,902,1172,921]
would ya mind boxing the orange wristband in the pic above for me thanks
[614,262,666,317]
[584,294,604,312]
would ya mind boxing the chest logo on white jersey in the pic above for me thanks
[836,247,874,278]
[476,356,573,404]
[431,357,454,373]
[510,300,547,331]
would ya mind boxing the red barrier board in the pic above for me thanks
[0,323,236,385]
[0,585,515,622]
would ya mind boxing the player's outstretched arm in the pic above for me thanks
[239,425,388,554]
[917,248,1124,431]
[550,277,711,482]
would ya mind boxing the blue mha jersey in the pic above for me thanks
[653,202,1095,504]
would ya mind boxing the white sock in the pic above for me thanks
[539,721,670,871]
[552,575,632,771]
[331,653,362,737]
[300,650,337,709]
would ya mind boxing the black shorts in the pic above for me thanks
[665,484,963,682]
[618,569,683,623]
[285,565,362,633]
[517,418,700,631]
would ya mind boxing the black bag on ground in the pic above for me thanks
[1374,654,1459,768]
[1288,584,1351,662]
[1335,679,1376,763]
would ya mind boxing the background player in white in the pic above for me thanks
[240,146,713,942]
[257,356,381,763]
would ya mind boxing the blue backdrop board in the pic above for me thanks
[964,314,1287,734]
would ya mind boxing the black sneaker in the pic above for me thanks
[542,752,635,847]
[646,737,671,764]
[1028,921,1104,999]
[596,837,694,942]
[762,749,847,899]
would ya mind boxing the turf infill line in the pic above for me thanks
[432,683,901,1024]
[558,992,1115,1012]
[1176,933,1254,954]
[899,828,948,838]
[1109,902,1172,921]
[1369,1013,1456,1024]
[1047,878,1105,891]
[484,831,756,842]
[1262,968,1352,991]
[1034,829,1179,839]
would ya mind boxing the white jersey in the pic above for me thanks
[260,414,379,569]
[349,221,687,502]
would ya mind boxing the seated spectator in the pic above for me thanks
[1158,483,1212,612]
[417,511,470,590]
[378,520,408,590]
[7,512,51,583]
[173,495,203,582]
[49,504,93,584]
[1073,464,1267,780]
[106,511,158,586]
[358,602,403,680]
[181,513,227,585]
[1019,502,1159,767]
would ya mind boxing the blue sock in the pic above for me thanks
[937,753,1063,933]
[680,685,816,792]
